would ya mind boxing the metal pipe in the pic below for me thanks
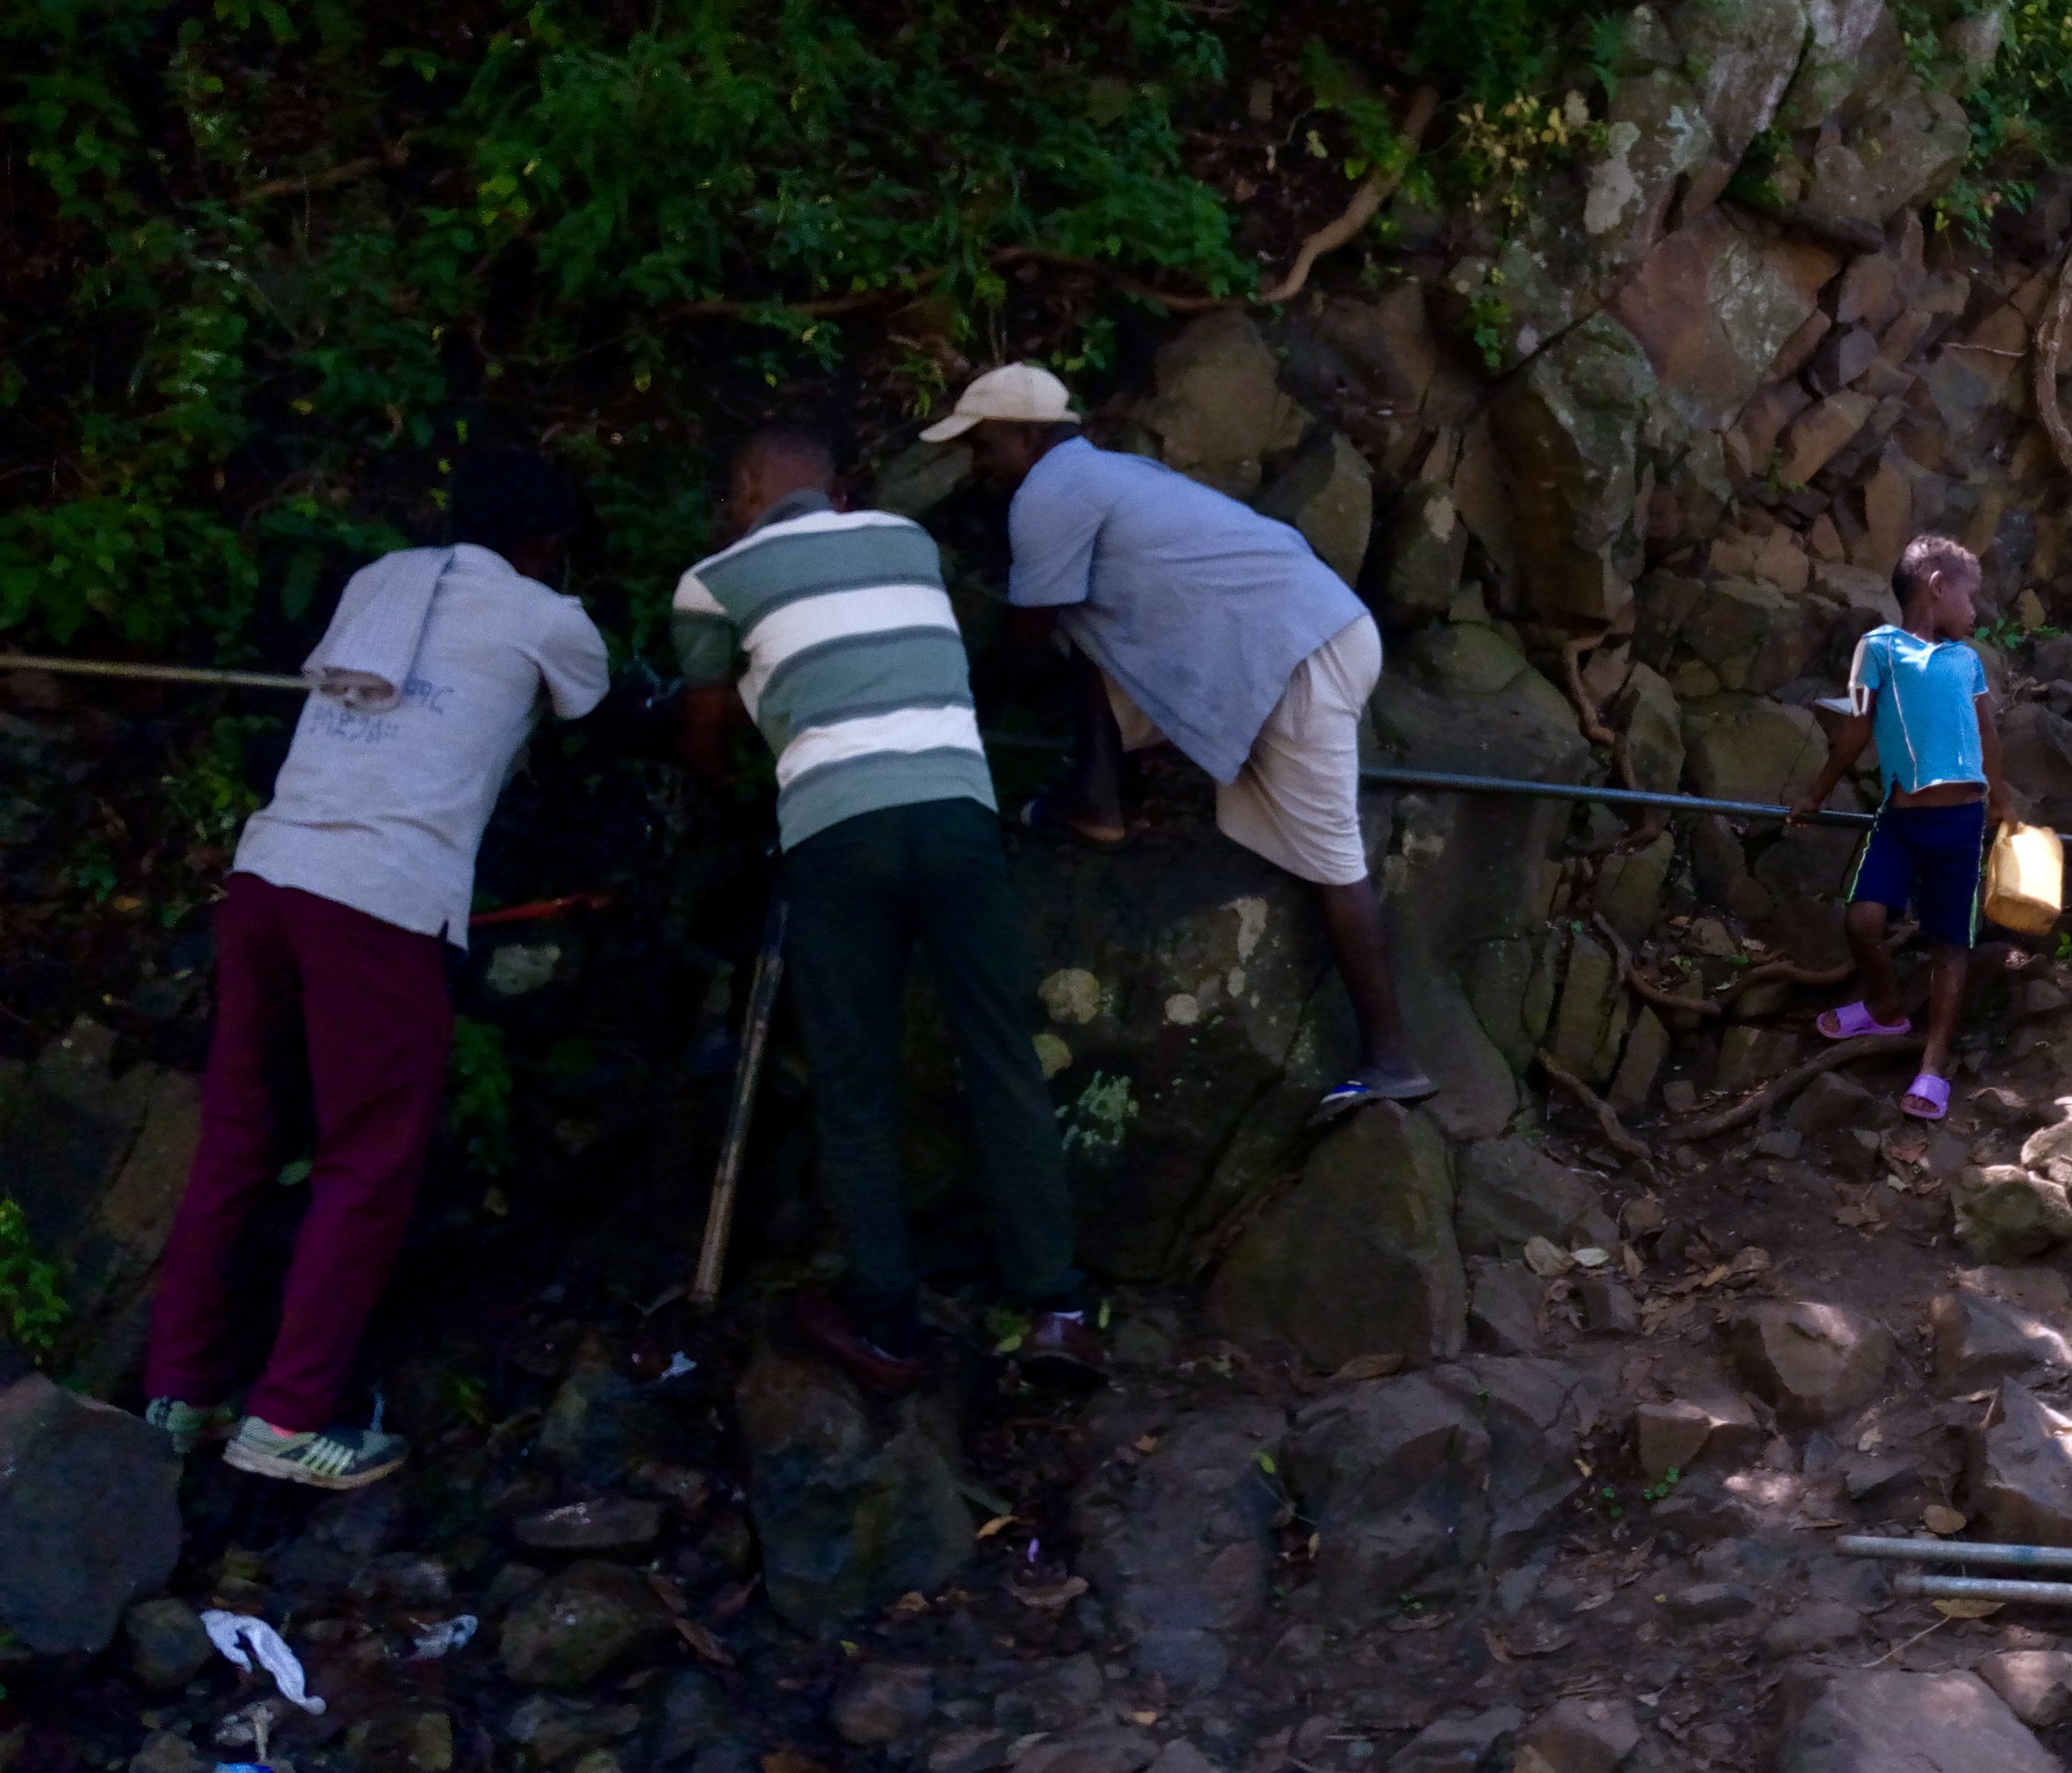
[1894,1572,2072,1606]
[1838,1535,2072,1572]
[8,652,2065,846]
[1352,765,1876,829]
[0,653,308,692]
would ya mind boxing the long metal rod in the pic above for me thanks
[1895,1572,2072,1606]
[4,651,2054,840]
[1839,1535,2072,1572]
[0,653,308,691]
[690,895,787,1308]
[1353,765,1874,829]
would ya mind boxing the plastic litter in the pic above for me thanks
[657,1351,697,1383]
[409,1614,480,1660]
[200,1611,326,1715]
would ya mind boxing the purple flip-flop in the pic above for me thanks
[1901,1072,1951,1122]
[1816,1001,1913,1041]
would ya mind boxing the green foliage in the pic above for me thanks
[447,1014,514,1177]
[3,0,1250,660]
[1463,284,1513,371]
[0,1198,70,1361]
[1898,0,2067,238]
[1409,0,1607,109]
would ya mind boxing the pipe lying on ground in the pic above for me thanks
[1838,1535,2072,1572]
[1894,1572,2072,1607]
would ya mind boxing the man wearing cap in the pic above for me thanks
[929,365,1431,1117]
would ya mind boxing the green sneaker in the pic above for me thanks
[144,1397,239,1458]
[222,1416,409,1490]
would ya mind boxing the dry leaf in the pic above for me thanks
[764,1753,830,1773]
[886,1591,931,1617]
[1620,1243,1645,1280]
[1729,1247,1771,1275]
[1332,1352,1405,1383]
[1013,1575,1088,1611]
[1699,1264,1732,1289]
[1932,1597,2003,1620]
[1133,1434,1160,1454]
[1524,1236,1573,1278]
[676,1618,736,1666]
[1123,1711,1159,1726]
[976,1515,1017,1540]
[645,1571,689,1615]
[1622,1197,1667,1236]
[1923,1504,1968,1535]
[1572,1247,1612,1269]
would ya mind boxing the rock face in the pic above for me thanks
[1453,1137,1617,1257]
[0,1372,180,1655]
[498,1560,672,1687]
[1719,1301,1893,1424]
[1979,1650,2072,1730]
[1931,1269,2072,1394]
[1966,1382,2072,1545]
[1074,1402,1285,1690]
[734,1349,970,1633]
[1953,1167,2072,1263]
[1207,1106,1466,1372]
[1778,1669,2057,1773]
[1287,1358,1593,1623]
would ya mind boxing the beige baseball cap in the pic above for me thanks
[919,362,1080,442]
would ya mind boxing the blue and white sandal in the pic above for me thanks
[1310,1070,1440,1126]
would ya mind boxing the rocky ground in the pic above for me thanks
[14,901,2072,1773]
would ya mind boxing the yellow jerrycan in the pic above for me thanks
[1984,820,2064,938]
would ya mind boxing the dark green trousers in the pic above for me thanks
[783,796,1081,1317]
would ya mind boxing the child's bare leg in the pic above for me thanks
[1844,899,1902,1023]
[1916,943,1969,1083]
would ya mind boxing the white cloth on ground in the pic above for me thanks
[301,546,455,713]
[235,543,609,948]
[1099,611,1382,886]
[200,1609,326,1713]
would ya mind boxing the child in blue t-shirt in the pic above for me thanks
[1792,534,2011,1121]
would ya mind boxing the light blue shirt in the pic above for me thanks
[1007,437,1367,784]
[1847,623,1988,798]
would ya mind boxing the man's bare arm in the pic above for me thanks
[678,683,736,782]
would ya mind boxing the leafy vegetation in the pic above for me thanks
[0,1198,70,1360]
[447,1014,516,1177]
[14,0,2072,681]
[3,0,1250,661]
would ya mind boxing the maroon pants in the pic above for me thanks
[146,874,453,1431]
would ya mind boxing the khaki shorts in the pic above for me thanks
[1099,613,1382,886]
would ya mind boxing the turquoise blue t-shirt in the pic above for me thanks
[1847,624,1988,797]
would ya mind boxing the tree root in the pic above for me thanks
[1537,1048,1655,1172]
[1666,1032,1924,1143]
[240,137,412,205]
[1258,89,1441,305]
[1591,912,1722,1022]
[2034,245,2072,482]
[1560,632,1641,794]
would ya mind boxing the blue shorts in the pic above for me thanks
[1847,800,1988,948]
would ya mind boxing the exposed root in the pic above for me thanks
[2034,245,2072,482]
[1667,1031,1925,1143]
[1559,632,1642,795]
[1537,1048,1655,1172]
[240,137,412,205]
[1591,912,1722,1023]
[1258,89,1441,305]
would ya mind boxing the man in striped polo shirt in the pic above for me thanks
[673,424,1099,1391]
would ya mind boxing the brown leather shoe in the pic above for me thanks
[1020,1311,1109,1382]
[792,1292,927,1396]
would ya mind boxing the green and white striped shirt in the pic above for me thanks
[672,491,997,850]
